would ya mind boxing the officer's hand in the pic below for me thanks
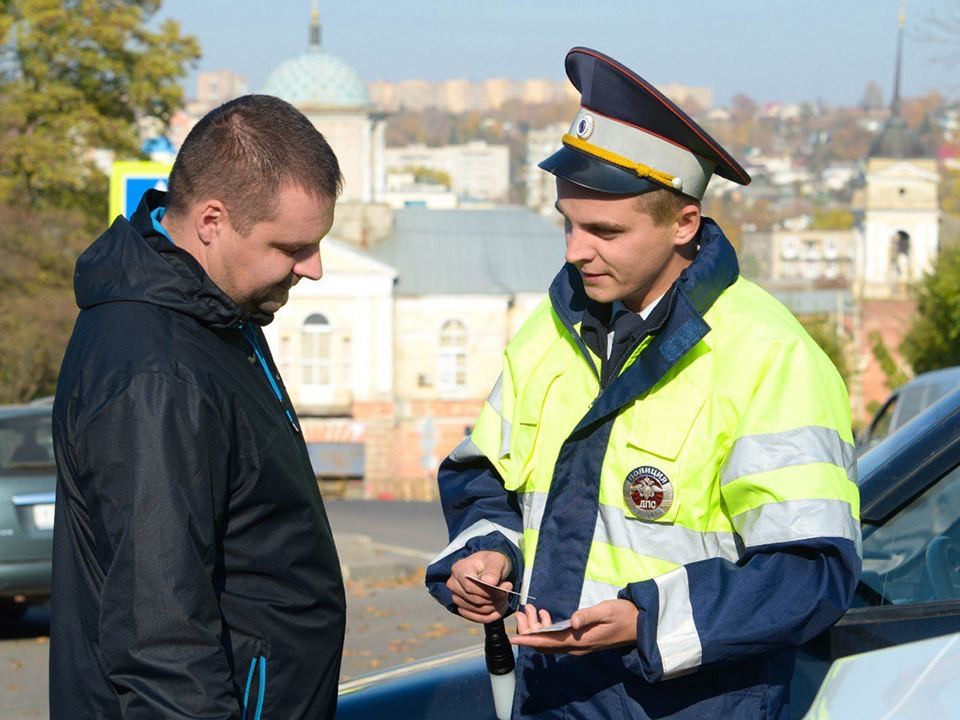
[510,599,638,655]
[447,551,513,624]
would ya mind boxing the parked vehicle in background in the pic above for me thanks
[0,404,55,618]
[859,366,960,452]
[337,386,960,720]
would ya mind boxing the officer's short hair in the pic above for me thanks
[166,94,343,235]
[635,189,701,227]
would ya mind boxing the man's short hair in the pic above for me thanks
[635,189,701,227]
[166,94,343,235]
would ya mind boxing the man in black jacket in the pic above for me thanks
[51,95,345,719]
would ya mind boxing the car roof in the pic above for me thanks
[0,404,53,420]
[858,386,960,524]
[893,367,960,399]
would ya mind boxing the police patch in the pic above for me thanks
[623,466,674,520]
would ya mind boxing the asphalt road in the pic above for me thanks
[0,499,481,718]
[325,499,451,556]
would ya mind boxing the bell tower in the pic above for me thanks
[858,0,940,299]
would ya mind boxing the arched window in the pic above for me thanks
[438,319,467,392]
[302,313,332,388]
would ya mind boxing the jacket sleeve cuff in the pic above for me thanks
[618,579,665,682]
[425,530,524,616]
[622,568,709,684]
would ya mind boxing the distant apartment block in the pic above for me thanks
[525,124,566,215]
[370,78,710,115]
[195,70,249,109]
[658,83,713,112]
[770,229,856,282]
[369,78,579,112]
[384,141,510,201]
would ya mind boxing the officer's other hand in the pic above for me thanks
[448,551,513,623]
[511,599,639,655]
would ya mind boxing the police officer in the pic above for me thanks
[425,47,861,719]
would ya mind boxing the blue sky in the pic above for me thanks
[156,0,960,107]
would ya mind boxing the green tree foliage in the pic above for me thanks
[810,208,855,230]
[0,203,88,402]
[870,330,910,392]
[399,165,452,187]
[940,169,960,216]
[0,0,199,213]
[901,241,960,374]
[0,0,199,401]
[799,314,851,385]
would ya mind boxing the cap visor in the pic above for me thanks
[538,145,662,195]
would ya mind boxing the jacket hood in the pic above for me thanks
[74,190,261,329]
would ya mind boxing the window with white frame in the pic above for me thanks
[438,319,467,393]
[301,313,332,388]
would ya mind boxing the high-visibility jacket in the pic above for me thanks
[426,219,861,720]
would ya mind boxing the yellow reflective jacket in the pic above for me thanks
[426,219,861,720]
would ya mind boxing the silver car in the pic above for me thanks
[0,403,55,618]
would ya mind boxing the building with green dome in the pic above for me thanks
[261,6,386,203]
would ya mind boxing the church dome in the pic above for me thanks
[262,48,370,109]
[261,10,369,110]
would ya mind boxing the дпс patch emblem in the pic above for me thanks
[623,466,674,520]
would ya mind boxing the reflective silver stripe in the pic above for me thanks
[517,492,547,603]
[499,416,512,460]
[519,491,549,532]
[595,504,740,566]
[448,435,485,463]
[721,426,857,486]
[519,564,534,605]
[484,374,513,460]
[487,373,504,414]
[579,578,621,609]
[428,519,523,566]
[733,498,862,557]
[653,567,702,677]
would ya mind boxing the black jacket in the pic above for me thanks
[51,191,345,719]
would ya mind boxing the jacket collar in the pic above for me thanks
[75,190,257,329]
[548,216,739,342]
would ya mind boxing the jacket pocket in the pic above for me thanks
[503,369,564,492]
[617,380,708,525]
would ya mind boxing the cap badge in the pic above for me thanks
[575,114,595,140]
[623,466,674,520]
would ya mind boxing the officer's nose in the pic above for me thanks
[564,226,594,267]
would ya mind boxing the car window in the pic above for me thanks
[0,414,55,471]
[867,396,898,446]
[895,386,928,431]
[858,463,960,605]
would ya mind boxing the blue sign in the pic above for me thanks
[109,161,173,222]
[124,176,169,219]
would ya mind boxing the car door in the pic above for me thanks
[790,388,960,718]
[0,408,57,602]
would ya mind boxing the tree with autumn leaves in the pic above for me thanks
[0,0,199,401]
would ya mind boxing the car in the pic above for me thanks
[858,365,960,452]
[801,630,960,717]
[0,404,56,618]
[336,386,960,720]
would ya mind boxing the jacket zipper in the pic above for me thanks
[237,322,301,433]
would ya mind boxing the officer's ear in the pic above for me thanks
[673,204,701,246]
[195,199,229,246]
